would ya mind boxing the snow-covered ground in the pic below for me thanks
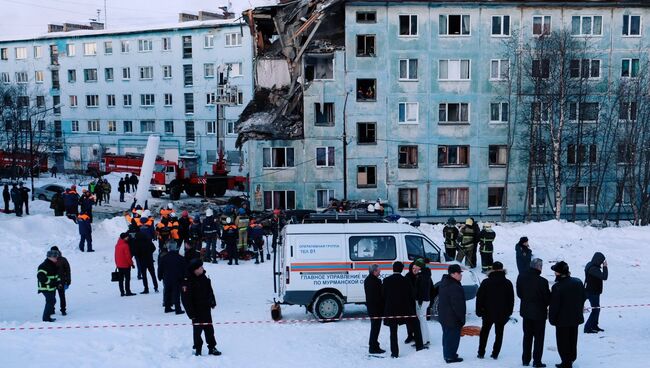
[0,189,649,367]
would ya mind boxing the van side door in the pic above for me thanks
[347,234,398,303]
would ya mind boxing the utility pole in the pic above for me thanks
[342,92,349,200]
[104,0,108,28]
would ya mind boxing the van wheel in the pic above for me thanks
[313,293,343,322]
[428,296,440,321]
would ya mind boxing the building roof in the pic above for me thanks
[347,0,650,5]
[0,18,245,44]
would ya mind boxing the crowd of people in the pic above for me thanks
[2,183,31,216]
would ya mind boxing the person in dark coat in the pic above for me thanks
[118,178,126,202]
[478,223,496,273]
[584,252,608,333]
[549,261,586,368]
[383,261,424,358]
[182,259,221,356]
[364,264,385,354]
[50,246,71,315]
[515,237,532,274]
[184,241,201,264]
[62,186,80,221]
[50,192,65,216]
[516,258,551,367]
[178,211,191,248]
[414,259,432,346]
[50,165,58,178]
[19,183,30,215]
[248,219,265,264]
[10,184,22,216]
[158,241,185,314]
[443,217,459,259]
[437,264,465,364]
[94,181,104,206]
[37,249,61,322]
[124,174,131,193]
[475,261,514,360]
[202,209,219,263]
[133,231,158,294]
[403,262,417,344]
[221,217,239,265]
[79,191,95,222]
[2,184,10,213]
[130,174,138,192]
[77,212,93,252]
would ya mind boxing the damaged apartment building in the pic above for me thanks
[237,0,650,220]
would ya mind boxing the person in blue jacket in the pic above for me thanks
[77,212,94,252]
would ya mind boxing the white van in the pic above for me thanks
[274,222,480,321]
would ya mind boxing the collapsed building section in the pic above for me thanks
[236,0,345,148]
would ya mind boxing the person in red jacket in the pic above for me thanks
[114,233,136,297]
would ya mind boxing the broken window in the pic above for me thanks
[356,11,376,23]
[567,144,597,165]
[439,14,470,35]
[438,145,469,167]
[398,188,418,209]
[532,59,550,78]
[263,147,295,168]
[357,35,376,57]
[357,122,376,144]
[316,147,335,167]
[357,79,376,101]
[489,145,508,166]
[399,15,418,36]
[398,145,418,168]
[439,103,469,124]
[304,54,334,81]
[437,188,469,209]
[357,165,377,188]
[315,103,335,126]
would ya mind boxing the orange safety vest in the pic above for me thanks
[160,208,174,218]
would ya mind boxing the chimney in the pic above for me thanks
[178,12,199,23]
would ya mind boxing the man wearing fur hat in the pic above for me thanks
[37,250,61,322]
[182,259,221,357]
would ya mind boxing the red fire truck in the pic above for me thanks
[0,150,48,177]
[87,152,246,198]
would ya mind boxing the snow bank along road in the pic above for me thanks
[0,206,649,367]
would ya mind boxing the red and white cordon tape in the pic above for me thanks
[1,303,649,332]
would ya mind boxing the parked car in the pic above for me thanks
[34,184,65,201]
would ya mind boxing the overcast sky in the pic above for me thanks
[0,0,276,38]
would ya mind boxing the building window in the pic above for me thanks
[66,44,77,56]
[15,72,28,84]
[439,14,470,36]
[438,59,470,80]
[123,94,132,107]
[204,34,214,48]
[398,145,418,168]
[567,144,597,165]
[1,48,8,60]
[357,122,376,144]
[138,39,153,52]
[108,120,117,133]
[490,102,509,123]
[316,189,335,209]
[185,121,194,142]
[205,150,217,163]
[227,120,236,135]
[356,35,376,57]
[399,59,418,81]
[225,33,242,47]
[304,54,334,81]
[567,185,596,206]
[489,145,508,166]
[316,147,335,167]
[533,15,551,36]
[184,93,194,114]
[263,190,296,210]
[226,62,243,76]
[37,120,46,131]
[140,94,155,107]
[164,93,173,106]
[619,101,637,121]
[529,187,546,207]
[399,15,418,36]
[83,42,97,56]
[438,145,470,167]
[490,59,509,80]
[85,95,99,107]
[104,41,113,54]
[570,59,600,79]
[204,63,215,78]
[67,69,76,83]
[398,188,418,209]
[356,11,376,23]
[139,120,154,133]
[488,187,505,208]
[532,59,550,78]
[105,68,114,81]
[206,120,216,134]
[53,96,60,114]
[263,147,295,168]
[492,15,510,36]
[107,94,116,107]
[621,58,640,78]
[33,46,42,58]
[315,103,335,126]
[163,65,172,79]
[617,143,636,164]
[162,37,171,51]
[51,70,59,89]
[71,120,79,132]
[623,15,641,36]
[569,102,599,122]
[571,16,602,36]
[0,72,9,83]
[123,120,133,133]
[616,184,632,205]
[357,166,377,188]
[437,188,469,209]
[139,66,153,80]
[531,102,550,123]
[87,120,100,132]
[439,103,469,124]
[164,120,174,134]
[17,96,29,108]
[183,64,193,86]
[69,95,78,107]
[398,102,418,124]
[84,68,97,82]
[120,40,130,53]
[36,96,45,107]
[122,67,131,80]
[356,79,376,101]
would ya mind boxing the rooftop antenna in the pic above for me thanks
[104,0,107,28]
[96,9,101,22]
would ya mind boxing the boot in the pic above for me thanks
[194,348,202,356]
[208,348,222,356]
[43,317,56,322]
[260,251,264,263]
[140,289,149,294]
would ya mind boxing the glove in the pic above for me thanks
[64,284,69,290]
[132,265,135,269]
